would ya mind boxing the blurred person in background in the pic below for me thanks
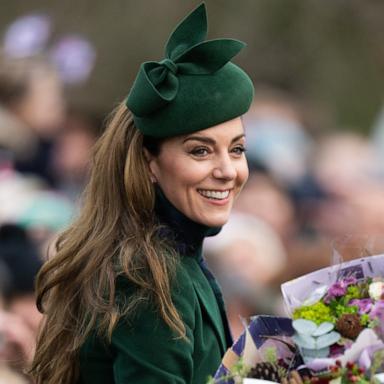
[0,223,42,383]
[0,60,75,256]
[204,213,287,339]
[233,171,297,244]
[51,109,102,202]
[0,98,37,172]
[0,309,34,384]
[0,153,74,258]
[15,190,74,257]
[311,132,383,238]
[0,55,65,186]
[243,90,313,190]
[313,132,380,201]
[241,89,330,238]
[236,89,338,286]
[0,175,74,258]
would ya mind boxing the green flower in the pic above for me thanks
[293,301,335,324]
[360,314,370,326]
[333,303,358,317]
[346,285,361,299]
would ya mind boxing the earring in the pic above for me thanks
[150,175,157,183]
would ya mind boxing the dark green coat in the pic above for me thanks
[78,190,231,383]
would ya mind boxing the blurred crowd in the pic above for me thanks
[0,22,384,384]
[0,53,100,382]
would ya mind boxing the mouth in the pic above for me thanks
[197,189,231,200]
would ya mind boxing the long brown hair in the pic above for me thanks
[30,103,184,384]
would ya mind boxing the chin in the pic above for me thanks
[198,214,230,227]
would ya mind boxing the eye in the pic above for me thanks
[231,145,246,156]
[190,147,210,157]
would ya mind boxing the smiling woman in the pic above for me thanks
[30,4,254,384]
[146,118,249,228]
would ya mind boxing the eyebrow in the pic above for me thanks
[183,133,245,145]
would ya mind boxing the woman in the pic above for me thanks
[31,4,254,384]
[0,55,64,185]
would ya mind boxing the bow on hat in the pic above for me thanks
[127,3,246,117]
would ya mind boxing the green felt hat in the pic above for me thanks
[126,3,254,138]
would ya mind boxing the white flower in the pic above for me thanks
[369,281,384,301]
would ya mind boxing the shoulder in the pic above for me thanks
[173,256,196,294]
[115,257,199,328]
[171,257,199,328]
[107,259,198,383]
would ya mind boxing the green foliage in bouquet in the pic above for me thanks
[360,314,371,327]
[206,357,250,384]
[369,349,384,380]
[292,319,341,362]
[293,301,336,324]
[329,301,358,318]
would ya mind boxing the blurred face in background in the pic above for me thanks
[311,133,384,237]
[234,172,296,241]
[52,114,98,182]
[10,66,65,137]
[8,294,42,335]
[147,118,249,227]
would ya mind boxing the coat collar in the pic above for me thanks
[154,186,221,258]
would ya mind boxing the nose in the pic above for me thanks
[212,153,237,181]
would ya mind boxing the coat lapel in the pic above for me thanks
[192,280,227,353]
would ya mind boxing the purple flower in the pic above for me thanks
[324,282,347,303]
[369,300,384,320]
[369,300,384,338]
[323,277,360,304]
[358,344,384,371]
[343,276,358,286]
[349,298,373,314]
[330,343,345,357]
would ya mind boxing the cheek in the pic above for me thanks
[237,160,249,187]
[154,156,208,189]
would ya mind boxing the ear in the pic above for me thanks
[143,147,153,163]
[143,148,158,183]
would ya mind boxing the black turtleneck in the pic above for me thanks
[154,186,233,346]
[154,186,221,258]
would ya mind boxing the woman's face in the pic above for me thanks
[147,118,249,227]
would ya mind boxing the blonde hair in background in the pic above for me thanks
[30,104,184,384]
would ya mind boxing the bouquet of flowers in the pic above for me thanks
[211,253,384,384]
[209,316,304,384]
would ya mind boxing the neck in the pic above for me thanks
[154,186,221,258]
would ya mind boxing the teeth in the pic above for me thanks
[198,189,230,200]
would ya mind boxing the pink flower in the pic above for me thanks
[349,298,373,314]
[324,277,358,304]
[369,300,384,338]
[324,282,347,303]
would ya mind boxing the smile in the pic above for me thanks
[197,189,230,200]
